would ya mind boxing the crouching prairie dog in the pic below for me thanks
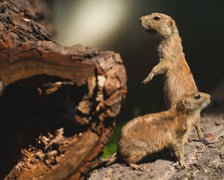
[140,12,205,142]
[118,92,210,168]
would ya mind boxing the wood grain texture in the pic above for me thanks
[0,0,127,179]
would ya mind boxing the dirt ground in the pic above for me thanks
[86,112,224,180]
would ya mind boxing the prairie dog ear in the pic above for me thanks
[167,19,177,35]
[168,20,176,28]
[177,99,190,111]
[182,99,192,109]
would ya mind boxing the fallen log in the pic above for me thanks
[0,0,127,179]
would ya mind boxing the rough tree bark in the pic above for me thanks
[0,0,127,179]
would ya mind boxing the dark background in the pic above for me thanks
[51,0,224,121]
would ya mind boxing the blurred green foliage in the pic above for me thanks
[102,121,124,158]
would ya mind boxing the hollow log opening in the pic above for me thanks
[0,76,89,135]
[0,76,87,175]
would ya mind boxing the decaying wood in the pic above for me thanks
[0,0,127,179]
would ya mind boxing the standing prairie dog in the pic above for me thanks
[118,92,211,168]
[140,12,205,141]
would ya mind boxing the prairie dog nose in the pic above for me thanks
[139,16,144,22]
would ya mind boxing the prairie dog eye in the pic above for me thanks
[153,16,161,21]
[194,94,201,100]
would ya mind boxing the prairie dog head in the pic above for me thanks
[177,92,211,113]
[140,12,178,37]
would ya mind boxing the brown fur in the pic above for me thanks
[140,12,204,140]
[118,92,211,168]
